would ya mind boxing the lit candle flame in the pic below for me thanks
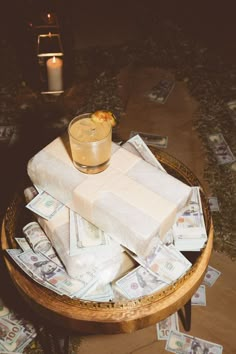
[52,56,56,63]
[48,32,52,38]
[47,13,51,20]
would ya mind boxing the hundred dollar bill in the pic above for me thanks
[26,190,64,220]
[15,237,31,251]
[208,132,235,165]
[165,330,223,354]
[6,249,63,295]
[0,297,36,352]
[173,187,207,251]
[23,221,63,266]
[203,265,221,287]
[115,265,168,299]
[191,284,206,306]
[208,196,220,212]
[127,239,191,284]
[156,312,179,340]
[80,283,114,302]
[129,131,168,148]
[69,209,110,255]
[147,79,175,104]
[0,317,22,352]
[124,134,166,172]
[17,249,97,297]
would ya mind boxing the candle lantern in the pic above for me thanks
[37,33,64,95]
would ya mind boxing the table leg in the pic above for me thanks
[178,299,192,331]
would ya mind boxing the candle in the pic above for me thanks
[46,56,63,92]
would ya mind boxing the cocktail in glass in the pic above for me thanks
[68,113,112,174]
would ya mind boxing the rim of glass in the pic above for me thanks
[68,113,112,143]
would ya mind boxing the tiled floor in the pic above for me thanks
[1,1,236,353]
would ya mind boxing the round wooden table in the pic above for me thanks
[1,148,213,335]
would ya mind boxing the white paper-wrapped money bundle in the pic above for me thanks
[27,135,192,257]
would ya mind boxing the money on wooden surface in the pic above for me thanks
[203,265,221,287]
[15,238,31,251]
[156,312,179,340]
[129,131,168,148]
[191,285,206,306]
[208,133,236,165]
[208,196,220,212]
[81,283,114,302]
[26,190,64,220]
[0,317,22,352]
[0,297,36,353]
[146,79,175,104]
[166,330,223,354]
[116,265,167,299]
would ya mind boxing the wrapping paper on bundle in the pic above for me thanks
[24,187,135,282]
[27,135,192,257]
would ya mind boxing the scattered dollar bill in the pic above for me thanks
[156,312,179,340]
[23,221,63,266]
[0,296,36,353]
[208,197,220,212]
[6,249,63,295]
[129,131,168,148]
[166,330,223,354]
[208,133,236,165]
[24,186,39,203]
[0,125,17,143]
[15,237,31,251]
[127,239,191,284]
[115,265,168,299]
[124,134,166,172]
[69,210,110,256]
[0,317,22,352]
[173,187,207,251]
[146,79,175,104]
[203,265,221,287]
[80,283,114,302]
[191,285,206,306]
[16,249,98,297]
[26,190,64,220]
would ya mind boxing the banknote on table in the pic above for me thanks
[0,317,23,353]
[0,125,17,143]
[6,249,63,295]
[166,330,223,354]
[80,283,114,302]
[208,196,220,212]
[0,296,36,353]
[208,132,236,165]
[146,79,175,104]
[156,312,179,340]
[69,209,110,256]
[15,237,31,251]
[129,131,168,148]
[16,249,98,297]
[191,284,206,306]
[124,134,166,172]
[127,240,191,284]
[115,265,168,299]
[26,189,64,220]
[203,265,221,287]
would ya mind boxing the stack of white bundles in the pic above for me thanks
[27,134,192,258]
[24,187,136,283]
[172,187,208,251]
